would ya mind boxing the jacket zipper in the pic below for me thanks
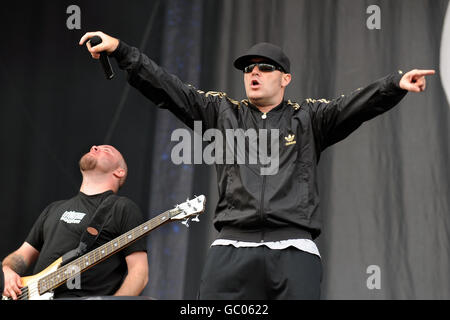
[259,112,268,242]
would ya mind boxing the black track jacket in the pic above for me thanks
[112,41,407,241]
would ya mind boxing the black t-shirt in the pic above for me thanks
[25,190,147,298]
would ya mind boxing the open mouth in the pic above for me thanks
[250,79,260,88]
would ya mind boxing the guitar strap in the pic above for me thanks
[61,193,118,266]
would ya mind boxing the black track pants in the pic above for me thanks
[198,245,322,300]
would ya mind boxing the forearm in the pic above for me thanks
[2,252,28,275]
[313,71,408,149]
[114,271,148,296]
[111,41,220,129]
[2,253,27,300]
[335,71,407,122]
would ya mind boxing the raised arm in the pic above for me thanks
[79,31,224,131]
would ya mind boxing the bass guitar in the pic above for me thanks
[2,195,206,300]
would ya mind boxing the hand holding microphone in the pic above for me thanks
[79,32,119,80]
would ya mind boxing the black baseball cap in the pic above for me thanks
[233,42,290,73]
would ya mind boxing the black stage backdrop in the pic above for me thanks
[0,0,449,300]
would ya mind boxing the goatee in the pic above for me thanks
[79,153,97,171]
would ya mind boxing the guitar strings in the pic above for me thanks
[16,286,29,300]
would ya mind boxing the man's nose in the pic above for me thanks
[91,145,99,152]
[251,66,261,75]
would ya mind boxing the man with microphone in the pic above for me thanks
[79,31,434,299]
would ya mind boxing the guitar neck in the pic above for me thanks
[38,208,179,295]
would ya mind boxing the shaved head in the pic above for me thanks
[79,145,128,188]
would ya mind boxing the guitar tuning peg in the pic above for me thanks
[192,215,200,222]
[181,218,190,228]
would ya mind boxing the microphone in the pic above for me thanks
[89,36,115,80]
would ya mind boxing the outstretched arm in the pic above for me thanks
[79,31,223,131]
[310,69,435,151]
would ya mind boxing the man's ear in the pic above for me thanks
[282,73,292,88]
[113,168,126,179]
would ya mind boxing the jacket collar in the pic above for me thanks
[244,99,286,114]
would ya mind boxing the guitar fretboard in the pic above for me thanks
[37,208,178,295]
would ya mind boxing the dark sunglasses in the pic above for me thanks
[244,63,284,73]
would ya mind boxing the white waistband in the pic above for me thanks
[211,238,321,258]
